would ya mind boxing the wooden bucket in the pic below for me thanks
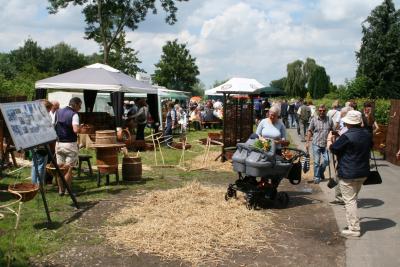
[96,147,118,173]
[95,130,117,145]
[122,157,142,181]
[80,124,95,134]
[117,128,132,146]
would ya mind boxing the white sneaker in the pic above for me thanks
[341,229,360,237]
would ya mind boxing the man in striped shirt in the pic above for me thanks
[306,104,334,184]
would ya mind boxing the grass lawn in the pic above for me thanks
[0,128,234,266]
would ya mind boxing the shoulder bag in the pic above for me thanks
[363,150,382,185]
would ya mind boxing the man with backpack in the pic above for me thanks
[297,100,311,142]
[306,104,335,184]
[288,99,296,128]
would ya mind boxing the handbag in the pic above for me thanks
[363,151,382,185]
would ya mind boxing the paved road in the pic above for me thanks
[288,128,400,267]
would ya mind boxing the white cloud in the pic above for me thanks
[318,0,383,21]
[1,0,400,88]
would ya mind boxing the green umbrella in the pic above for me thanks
[253,86,286,97]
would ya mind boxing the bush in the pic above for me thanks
[314,97,390,125]
[374,99,391,125]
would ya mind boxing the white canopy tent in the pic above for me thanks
[35,63,159,127]
[35,63,157,94]
[205,77,265,96]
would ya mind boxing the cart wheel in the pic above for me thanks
[275,192,289,208]
[246,194,256,210]
[289,178,301,185]
[246,201,253,210]
[225,193,230,201]
[225,186,236,201]
[269,188,278,200]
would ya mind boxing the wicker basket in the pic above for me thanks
[8,183,39,202]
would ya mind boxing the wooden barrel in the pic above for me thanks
[122,157,142,181]
[95,130,117,145]
[96,147,118,174]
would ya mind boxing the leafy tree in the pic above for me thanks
[285,60,306,97]
[212,79,229,88]
[269,77,286,91]
[106,32,145,75]
[48,0,188,64]
[44,42,88,73]
[356,0,400,98]
[283,57,330,99]
[302,57,317,85]
[9,39,47,73]
[191,81,205,96]
[0,53,17,79]
[152,39,199,92]
[308,65,330,99]
[339,76,369,99]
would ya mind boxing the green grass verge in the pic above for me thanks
[0,128,234,266]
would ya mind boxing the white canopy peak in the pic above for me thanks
[85,63,119,73]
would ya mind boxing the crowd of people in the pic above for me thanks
[28,95,398,239]
[254,98,387,238]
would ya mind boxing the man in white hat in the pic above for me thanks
[330,110,372,238]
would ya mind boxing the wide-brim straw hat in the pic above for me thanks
[342,110,362,125]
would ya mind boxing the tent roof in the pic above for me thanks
[35,63,157,94]
[206,77,264,95]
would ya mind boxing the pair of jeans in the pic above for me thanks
[164,124,173,145]
[312,144,329,181]
[288,114,296,127]
[31,153,48,185]
[299,121,309,141]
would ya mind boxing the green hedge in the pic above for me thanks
[313,98,390,125]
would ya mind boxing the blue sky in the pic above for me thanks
[1,0,399,88]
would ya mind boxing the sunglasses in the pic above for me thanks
[319,109,326,112]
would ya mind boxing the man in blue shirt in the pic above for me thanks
[330,110,372,238]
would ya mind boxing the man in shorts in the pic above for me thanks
[54,97,81,196]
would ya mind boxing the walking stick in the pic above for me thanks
[327,150,338,188]
[327,149,332,179]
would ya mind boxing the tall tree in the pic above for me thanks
[152,39,199,92]
[285,60,306,97]
[106,32,145,76]
[44,42,88,73]
[212,79,229,88]
[48,0,189,64]
[302,57,317,86]
[270,77,286,91]
[9,39,46,73]
[191,81,205,96]
[307,65,330,99]
[356,0,400,98]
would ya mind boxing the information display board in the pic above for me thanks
[0,101,57,150]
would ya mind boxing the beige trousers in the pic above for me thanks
[339,177,367,232]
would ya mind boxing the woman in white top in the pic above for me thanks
[255,105,287,152]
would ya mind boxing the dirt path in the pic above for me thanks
[31,173,345,267]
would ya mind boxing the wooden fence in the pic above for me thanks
[385,99,400,166]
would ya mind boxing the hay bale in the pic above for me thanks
[105,181,276,265]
